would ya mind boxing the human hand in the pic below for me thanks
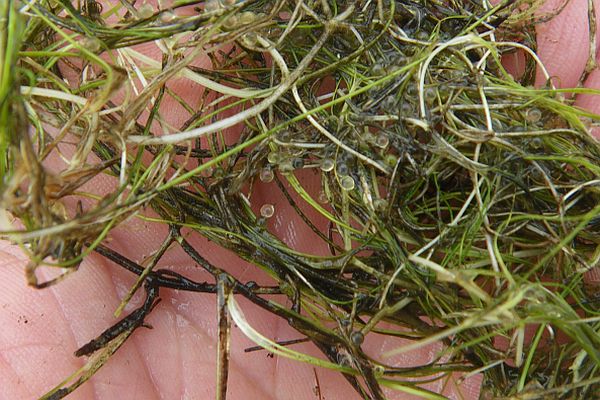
[1,1,598,399]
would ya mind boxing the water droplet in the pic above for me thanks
[320,158,335,172]
[259,167,274,183]
[260,204,275,218]
[340,176,355,191]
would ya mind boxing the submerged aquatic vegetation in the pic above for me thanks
[2,0,600,398]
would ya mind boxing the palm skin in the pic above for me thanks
[1,0,598,399]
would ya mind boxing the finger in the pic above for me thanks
[535,0,591,87]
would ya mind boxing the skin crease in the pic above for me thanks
[1,1,600,399]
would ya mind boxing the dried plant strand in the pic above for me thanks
[2,1,600,399]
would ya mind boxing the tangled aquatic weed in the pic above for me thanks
[1,0,600,398]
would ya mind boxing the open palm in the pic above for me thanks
[1,0,598,399]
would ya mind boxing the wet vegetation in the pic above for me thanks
[2,0,600,398]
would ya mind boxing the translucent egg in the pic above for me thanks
[374,198,388,210]
[320,158,335,172]
[267,151,280,164]
[525,108,542,123]
[350,331,364,346]
[415,31,429,41]
[138,3,154,19]
[160,11,176,23]
[260,204,275,218]
[222,14,239,29]
[292,158,304,169]
[381,96,396,112]
[318,191,329,204]
[372,63,385,76]
[531,137,543,149]
[375,134,389,148]
[259,167,274,183]
[200,165,213,178]
[241,32,258,47]
[392,55,408,65]
[79,37,100,52]
[385,154,398,166]
[239,11,255,25]
[278,159,294,172]
[205,0,221,12]
[400,102,412,115]
[406,83,417,97]
[424,87,436,103]
[336,162,349,176]
[340,176,355,191]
